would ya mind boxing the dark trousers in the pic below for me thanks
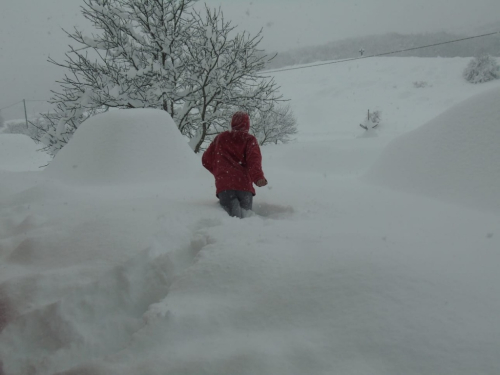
[218,190,253,218]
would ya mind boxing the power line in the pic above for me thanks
[0,99,49,111]
[2,30,499,109]
[0,100,24,111]
[263,31,500,74]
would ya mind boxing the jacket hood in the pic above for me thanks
[231,112,250,132]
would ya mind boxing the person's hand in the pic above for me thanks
[255,178,268,187]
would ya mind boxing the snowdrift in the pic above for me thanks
[365,87,500,212]
[44,109,201,185]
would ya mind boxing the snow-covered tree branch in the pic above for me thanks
[249,104,297,146]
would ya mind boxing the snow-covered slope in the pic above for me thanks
[366,87,500,213]
[276,57,500,141]
[0,58,499,375]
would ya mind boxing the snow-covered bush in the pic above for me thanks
[463,55,500,84]
[2,120,27,135]
[40,0,287,156]
[413,81,430,88]
[2,118,45,141]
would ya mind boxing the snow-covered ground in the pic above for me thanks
[0,134,50,173]
[0,57,499,375]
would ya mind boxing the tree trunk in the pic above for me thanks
[193,123,207,153]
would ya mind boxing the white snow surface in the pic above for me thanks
[0,58,499,375]
[0,134,51,199]
[366,87,500,213]
[0,134,50,172]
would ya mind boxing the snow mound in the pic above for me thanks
[365,87,500,212]
[0,134,50,172]
[44,109,199,185]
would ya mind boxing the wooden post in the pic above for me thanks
[23,99,28,129]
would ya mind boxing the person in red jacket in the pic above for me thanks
[202,111,268,218]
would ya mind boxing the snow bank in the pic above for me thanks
[44,109,200,185]
[0,134,50,172]
[0,109,215,375]
[365,87,500,212]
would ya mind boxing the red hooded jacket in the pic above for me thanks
[202,112,266,196]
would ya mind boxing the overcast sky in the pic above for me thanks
[1,0,499,120]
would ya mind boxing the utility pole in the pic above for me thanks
[23,99,28,129]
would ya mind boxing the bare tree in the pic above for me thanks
[38,0,197,154]
[250,104,297,146]
[37,0,290,155]
[0,110,4,129]
[180,5,283,152]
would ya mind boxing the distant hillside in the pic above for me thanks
[265,31,500,70]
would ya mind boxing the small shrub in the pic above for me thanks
[463,55,500,84]
[413,81,429,88]
[369,110,381,125]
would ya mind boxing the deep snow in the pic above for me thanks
[44,109,203,186]
[366,87,500,213]
[0,57,499,375]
